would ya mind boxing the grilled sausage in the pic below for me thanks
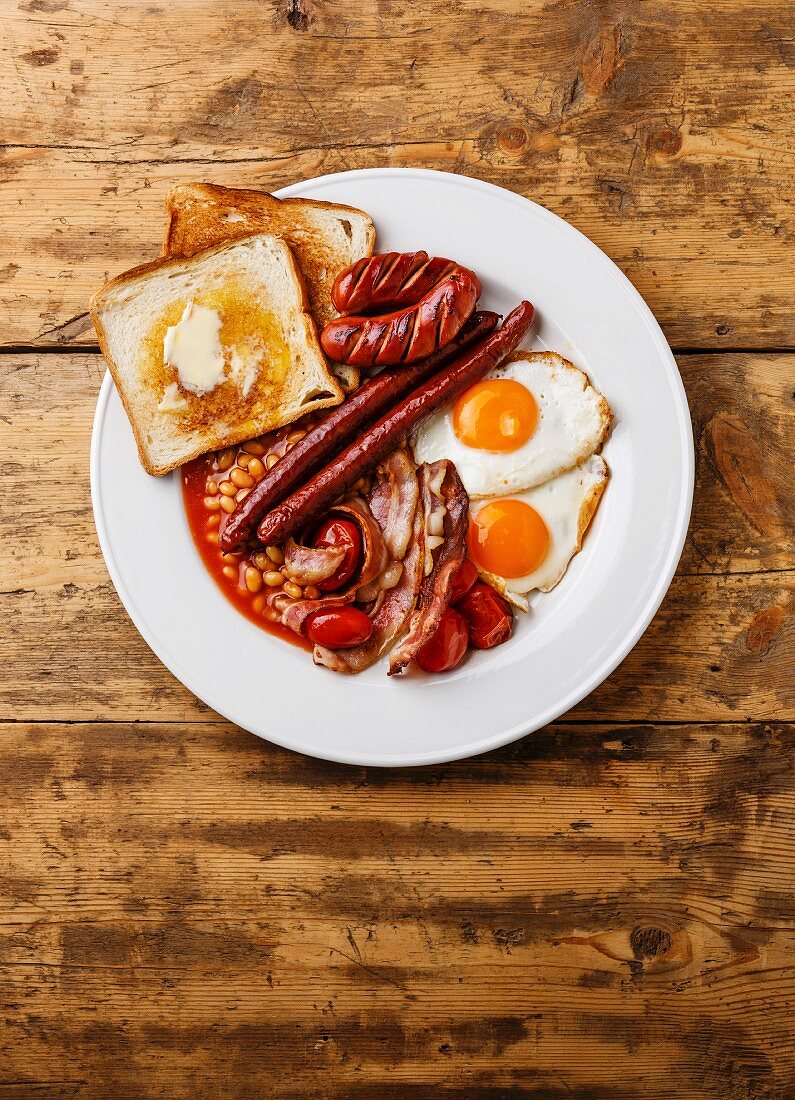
[332,252,475,314]
[320,256,482,369]
[218,311,499,552]
[258,301,535,546]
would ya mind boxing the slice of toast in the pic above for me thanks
[90,233,344,476]
[162,183,376,391]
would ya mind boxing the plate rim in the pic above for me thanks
[90,166,695,767]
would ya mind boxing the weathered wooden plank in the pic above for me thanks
[0,351,791,723]
[6,1,791,157]
[1,0,793,348]
[3,1,793,1096]
[2,351,791,576]
[1,720,793,1098]
[685,352,794,573]
[1,564,791,723]
[3,146,793,351]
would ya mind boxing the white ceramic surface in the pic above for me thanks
[91,168,694,766]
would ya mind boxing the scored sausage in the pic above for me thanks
[320,253,482,369]
[258,301,535,547]
[218,311,498,552]
[332,252,475,314]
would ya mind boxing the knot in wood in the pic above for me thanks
[649,128,682,158]
[581,23,623,95]
[498,126,528,155]
[746,606,785,654]
[283,0,311,30]
[630,926,672,959]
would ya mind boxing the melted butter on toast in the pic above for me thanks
[143,278,291,434]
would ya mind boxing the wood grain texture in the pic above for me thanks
[1,0,794,348]
[3,2,795,1095]
[1,719,794,1099]
[0,350,792,724]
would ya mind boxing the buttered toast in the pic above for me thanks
[162,183,376,391]
[90,233,344,477]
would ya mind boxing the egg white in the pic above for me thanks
[473,455,609,611]
[412,351,611,498]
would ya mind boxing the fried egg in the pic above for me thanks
[467,455,609,611]
[412,351,611,498]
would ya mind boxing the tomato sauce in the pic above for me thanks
[181,446,311,651]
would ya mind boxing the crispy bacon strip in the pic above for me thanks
[367,448,419,561]
[388,461,470,675]
[282,539,345,585]
[314,501,426,674]
[334,497,389,588]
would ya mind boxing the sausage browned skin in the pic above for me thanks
[332,252,479,315]
[321,268,481,369]
[218,311,498,552]
[258,301,535,547]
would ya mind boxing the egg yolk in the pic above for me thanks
[452,379,538,452]
[468,499,549,578]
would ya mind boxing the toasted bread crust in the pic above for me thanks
[90,233,344,476]
[162,183,376,261]
[162,183,376,393]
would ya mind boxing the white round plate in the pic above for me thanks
[91,168,693,767]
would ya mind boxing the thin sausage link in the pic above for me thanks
[218,311,499,552]
[258,302,535,546]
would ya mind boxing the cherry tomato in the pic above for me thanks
[415,608,470,673]
[449,558,479,604]
[305,607,373,649]
[456,582,513,650]
[312,516,362,592]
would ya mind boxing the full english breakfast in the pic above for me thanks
[91,184,612,676]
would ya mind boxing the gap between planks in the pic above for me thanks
[2,717,792,727]
[1,344,794,356]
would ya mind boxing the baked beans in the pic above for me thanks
[245,566,263,593]
[230,468,254,489]
[181,437,317,650]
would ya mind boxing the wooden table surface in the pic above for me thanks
[2,2,793,1097]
